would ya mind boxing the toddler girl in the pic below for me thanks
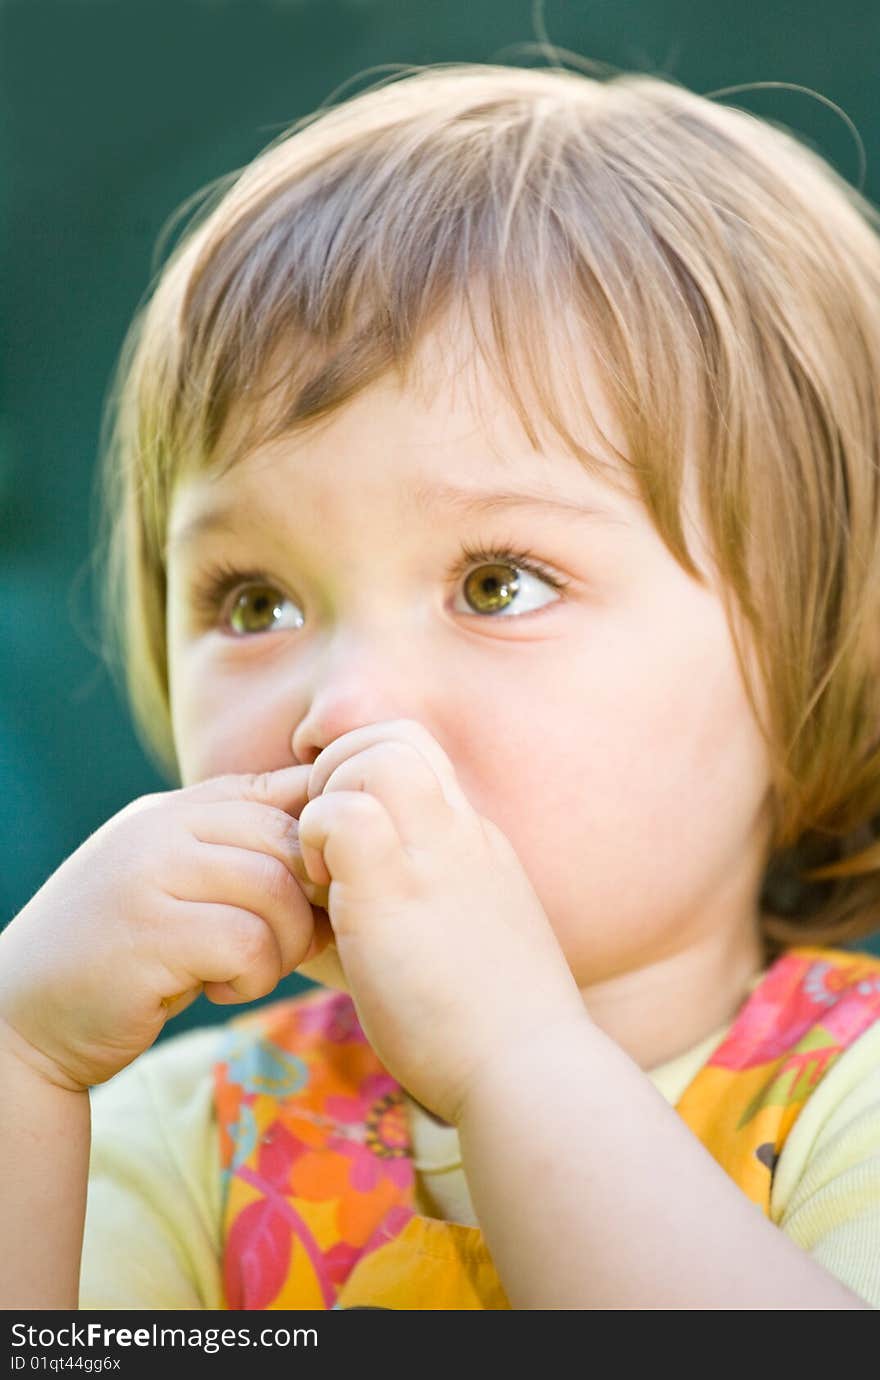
[2,62,880,1310]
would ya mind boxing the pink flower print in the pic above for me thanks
[323,1240,364,1286]
[257,1120,308,1192]
[711,955,845,1070]
[297,992,367,1046]
[325,1075,413,1193]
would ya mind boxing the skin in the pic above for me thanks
[2,331,866,1309]
[165,330,773,1084]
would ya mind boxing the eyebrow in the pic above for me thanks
[167,480,629,555]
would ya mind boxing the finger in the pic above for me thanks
[159,899,287,1002]
[170,840,316,977]
[183,764,313,815]
[180,799,308,880]
[202,896,333,1006]
[307,719,470,811]
[297,792,408,916]
[317,740,454,851]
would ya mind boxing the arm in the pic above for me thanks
[457,1014,872,1310]
[0,766,320,1311]
[285,720,872,1308]
[0,1032,89,1309]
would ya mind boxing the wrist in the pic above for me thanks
[0,1015,88,1095]
[453,998,595,1131]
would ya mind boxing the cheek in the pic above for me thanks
[169,646,284,785]
[456,597,770,931]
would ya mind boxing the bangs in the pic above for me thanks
[146,69,733,585]
[98,64,880,952]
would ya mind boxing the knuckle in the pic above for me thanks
[389,717,430,741]
[380,739,423,764]
[350,740,423,783]
[228,912,273,969]
[300,786,387,842]
[374,752,421,793]
[394,720,445,760]
[308,789,373,826]
[243,770,275,799]
[186,771,235,796]
[193,769,275,801]
[341,791,387,825]
[255,854,296,904]
[372,740,440,792]
[266,807,298,848]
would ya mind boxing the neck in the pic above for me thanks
[578,923,768,1072]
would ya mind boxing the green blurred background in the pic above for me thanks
[3,0,879,1042]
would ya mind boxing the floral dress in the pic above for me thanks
[213,945,880,1309]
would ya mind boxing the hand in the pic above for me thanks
[295,719,586,1125]
[0,768,333,1091]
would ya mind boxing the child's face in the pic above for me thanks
[165,334,773,1045]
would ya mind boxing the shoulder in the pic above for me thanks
[759,949,880,1309]
[760,944,880,1193]
[770,1009,880,1308]
[773,1012,880,1209]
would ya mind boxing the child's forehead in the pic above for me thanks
[202,318,643,508]
[168,350,721,600]
[168,314,716,591]
[194,383,638,538]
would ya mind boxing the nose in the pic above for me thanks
[290,629,418,765]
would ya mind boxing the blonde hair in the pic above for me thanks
[93,61,880,957]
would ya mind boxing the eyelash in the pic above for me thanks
[448,541,569,592]
[188,540,570,629]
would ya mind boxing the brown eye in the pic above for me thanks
[463,562,521,614]
[455,554,564,618]
[228,585,303,636]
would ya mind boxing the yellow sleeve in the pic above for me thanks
[770,1018,880,1309]
[79,1025,225,1311]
